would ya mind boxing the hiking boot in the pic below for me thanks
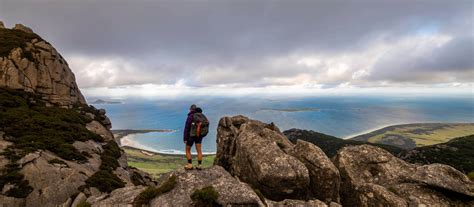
[184,163,193,170]
[195,164,202,170]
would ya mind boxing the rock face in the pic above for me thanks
[215,115,340,203]
[150,165,264,207]
[0,22,154,207]
[0,23,85,107]
[334,144,474,206]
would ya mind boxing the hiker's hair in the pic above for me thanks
[190,104,197,111]
[195,107,203,113]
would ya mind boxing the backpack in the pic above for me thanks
[190,112,209,137]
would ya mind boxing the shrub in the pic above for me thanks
[276,142,285,150]
[48,158,68,166]
[0,87,104,163]
[85,141,126,193]
[76,201,91,207]
[99,141,122,171]
[0,28,43,61]
[387,186,398,194]
[190,186,220,207]
[133,175,177,207]
[468,171,474,181]
[0,165,33,198]
[85,170,125,193]
[131,171,146,186]
[0,87,110,198]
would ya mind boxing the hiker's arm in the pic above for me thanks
[184,115,192,142]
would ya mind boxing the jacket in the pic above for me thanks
[183,111,195,142]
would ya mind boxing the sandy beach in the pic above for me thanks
[115,130,216,156]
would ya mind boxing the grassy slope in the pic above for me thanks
[123,146,215,178]
[350,123,474,149]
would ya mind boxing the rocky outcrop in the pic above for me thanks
[150,165,264,206]
[0,22,85,107]
[19,150,100,207]
[87,166,264,206]
[0,23,154,206]
[215,115,340,203]
[334,144,474,206]
[266,199,331,207]
[86,185,146,206]
[13,24,34,34]
[289,139,340,203]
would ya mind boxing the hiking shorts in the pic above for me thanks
[186,136,203,147]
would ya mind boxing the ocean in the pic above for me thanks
[90,95,474,154]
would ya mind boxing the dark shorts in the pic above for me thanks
[186,136,203,146]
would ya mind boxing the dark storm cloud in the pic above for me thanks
[0,0,472,88]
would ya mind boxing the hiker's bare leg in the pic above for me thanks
[196,143,203,162]
[186,145,192,161]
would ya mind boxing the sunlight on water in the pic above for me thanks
[92,95,474,154]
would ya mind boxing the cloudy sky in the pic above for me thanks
[1,0,473,96]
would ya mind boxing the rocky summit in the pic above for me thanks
[0,21,85,107]
[0,22,473,207]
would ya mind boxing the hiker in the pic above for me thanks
[183,104,209,170]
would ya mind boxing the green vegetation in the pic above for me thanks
[400,135,474,174]
[0,163,33,198]
[85,141,125,193]
[468,172,474,181]
[48,158,68,166]
[0,87,102,198]
[351,123,474,149]
[133,175,177,207]
[0,28,43,61]
[0,88,103,162]
[387,186,398,194]
[283,129,403,158]
[124,146,215,177]
[76,201,91,207]
[253,188,266,205]
[131,170,146,186]
[191,186,220,207]
[276,142,286,150]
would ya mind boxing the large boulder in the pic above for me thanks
[0,22,86,107]
[150,165,264,206]
[19,150,100,207]
[87,185,146,206]
[289,139,340,203]
[215,115,340,203]
[334,144,474,206]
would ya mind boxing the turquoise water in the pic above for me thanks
[91,95,474,154]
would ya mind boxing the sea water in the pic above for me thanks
[90,95,474,154]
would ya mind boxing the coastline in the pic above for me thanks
[114,130,216,156]
[112,129,175,139]
[342,123,405,140]
[342,122,474,140]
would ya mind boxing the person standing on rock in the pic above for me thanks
[184,104,209,170]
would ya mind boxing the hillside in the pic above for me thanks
[400,135,474,174]
[283,128,404,158]
[350,123,474,149]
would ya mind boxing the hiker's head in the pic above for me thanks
[195,107,203,113]
[189,104,197,112]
